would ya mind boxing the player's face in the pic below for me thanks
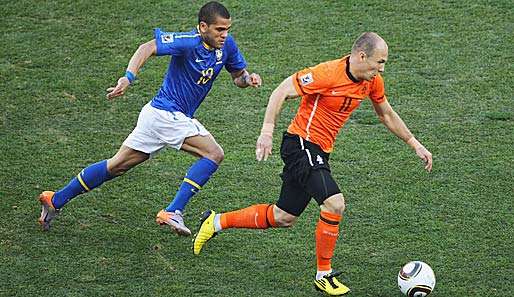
[199,16,232,49]
[361,46,388,81]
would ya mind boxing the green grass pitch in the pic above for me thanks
[1,1,512,296]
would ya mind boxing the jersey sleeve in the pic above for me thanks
[153,28,191,56]
[224,36,247,73]
[369,74,387,103]
[292,62,333,96]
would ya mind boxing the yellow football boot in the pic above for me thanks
[193,210,217,255]
[314,271,350,296]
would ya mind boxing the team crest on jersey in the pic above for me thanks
[161,34,174,43]
[300,72,314,85]
[215,49,223,61]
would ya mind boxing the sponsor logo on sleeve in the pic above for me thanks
[300,72,314,85]
[161,34,174,43]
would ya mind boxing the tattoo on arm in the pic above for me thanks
[240,72,249,86]
[233,71,249,87]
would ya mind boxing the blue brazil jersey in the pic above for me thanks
[150,27,247,118]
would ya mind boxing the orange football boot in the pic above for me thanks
[38,191,60,231]
[156,209,191,236]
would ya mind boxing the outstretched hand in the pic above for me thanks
[255,133,273,161]
[246,73,262,88]
[106,77,130,100]
[415,145,433,172]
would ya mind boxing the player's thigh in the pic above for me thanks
[123,103,169,155]
[147,106,217,156]
[304,168,341,207]
[276,177,311,217]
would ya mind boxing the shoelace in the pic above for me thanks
[324,270,342,279]
[323,270,343,289]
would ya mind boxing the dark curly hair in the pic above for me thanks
[198,1,230,25]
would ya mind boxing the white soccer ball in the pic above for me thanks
[398,261,436,297]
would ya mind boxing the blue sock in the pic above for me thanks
[165,157,218,212]
[52,160,114,209]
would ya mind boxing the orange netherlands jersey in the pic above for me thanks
[289,55,387,152]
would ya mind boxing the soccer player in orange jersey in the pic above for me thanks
[193,32,432,296]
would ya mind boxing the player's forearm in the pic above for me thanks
[381,111,419,148]
[261,92,285,133]
[126,40,156,76]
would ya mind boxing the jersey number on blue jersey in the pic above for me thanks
[197,67,214,85]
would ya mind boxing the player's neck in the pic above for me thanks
[197,26,215,51]
[346,57,361,82]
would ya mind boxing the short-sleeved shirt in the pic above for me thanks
[289,55,387,152]
[150,27,247,118]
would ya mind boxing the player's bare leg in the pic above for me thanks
[107,145,149,176]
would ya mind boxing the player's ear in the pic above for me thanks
[199,21,208,32]
[359,51,367,61]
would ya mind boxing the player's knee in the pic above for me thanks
[107,160,129,176]
[107,157,138,176]
[274,210,297,227]
[206,146,224,164]
[108,147,148,176]
[321,194,346,215]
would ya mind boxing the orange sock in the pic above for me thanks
[316,211,342,272]
[220,204,276,229]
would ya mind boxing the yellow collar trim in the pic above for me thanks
[202,41,213,50]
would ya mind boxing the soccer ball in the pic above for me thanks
[397,261,436,297]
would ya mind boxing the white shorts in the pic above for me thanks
[123,103,210,155]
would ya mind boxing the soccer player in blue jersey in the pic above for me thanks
[38,1,262,235]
